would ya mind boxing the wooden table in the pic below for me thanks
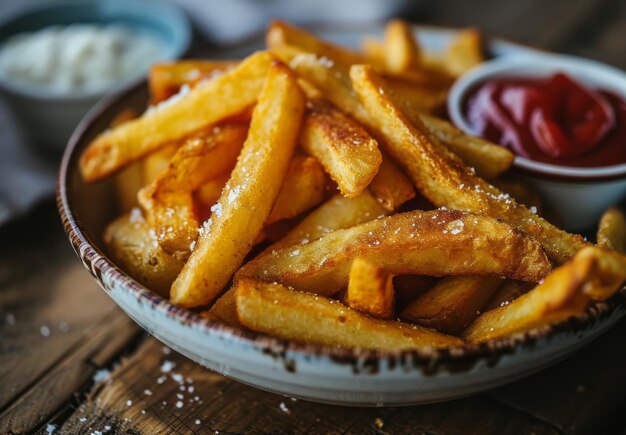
[2,1,626,433]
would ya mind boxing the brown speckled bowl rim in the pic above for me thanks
[57,27,626,372]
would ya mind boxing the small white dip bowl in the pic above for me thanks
[448,54,626,232]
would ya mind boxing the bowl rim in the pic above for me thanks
[448,53,626,181]
[0,0,191,101]
[57,26,626,370]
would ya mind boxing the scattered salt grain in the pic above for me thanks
[171,373,184,384]
[210,203,222,218]
[195,419,201,425]
[530,206,538,214]
[5,313,15,325]
[145,84,191,115]
[175,400,184,409]
[289,249,300,257]
[104,425,111,432]
[45,423,57,434]
[40,325,50,337]
[177,393,184,400]
[279,401,291,414]
[79,417,87,422]
[127,399,133,407]
[144,389,153,396]
[92,368,111,383]
[160,360,176,373]
[156,375,167,384]
[162,346,171,355]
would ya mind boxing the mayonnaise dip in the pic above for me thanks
[0,24,165,94]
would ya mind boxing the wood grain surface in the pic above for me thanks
[2,1,626,433]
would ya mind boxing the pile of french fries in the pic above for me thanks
[84,20,626,350]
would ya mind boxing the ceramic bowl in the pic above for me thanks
[0,0,191,153]
[57,26,626,406]
[448,54,626,232]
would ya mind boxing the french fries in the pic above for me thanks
[80,51,274,182]
[347,258,394,319]
[597,207,626,253]
[400,276,501,335]
[267,153,330,224]
[104,211,184,297]
[300,98,381,197]
[235,278,463,349]
[350,65,588,263]
[170,63,306,307]
[138,124,248,257]
[82,21,623,351]
[239,209,551,295]
[368,153,416,211]
[463,247,626,342]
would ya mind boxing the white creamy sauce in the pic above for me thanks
[0,24,165,93]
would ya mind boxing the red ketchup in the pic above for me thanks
[465,73,626,167]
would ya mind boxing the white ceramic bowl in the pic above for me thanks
[448,54,626,232]
[58,26,626,406]
[0,0,190,153]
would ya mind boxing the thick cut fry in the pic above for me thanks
[267,153,330,224]
[400,276,501,335]
[104,211,184,297]
[386,79,448,113]
[143,144,178,185]
[80,51,274,182]
[361,37,385,67]
[394,275,438,306]
[269,191,388,251]
[350,65,588,263]
[195,173,230,207]
[240,210,551,295]
[443,28,484,77]
[149,60,238,103]
[138,124,248,257]
[266,20,367,67]
[347,258,394,319]
[383,19,421,73]
[484,280,532,311]
[171,63,306,308]
[300,99,381,197]
[368,152,415,211]
[235,278,463,349]
[463,246,626,342]
[202,288,241,327]
[597,207,626,253]
[286,52,513,179]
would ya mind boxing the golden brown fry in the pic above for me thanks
[300,99,381,198]
[240,209,551,296]
[361,36,385,67]
[400,276,501,335]
[385,79,448,113]
[195,173,230,207]
[266,20,368,67]
[492,177,542,214]
[347,258,394,319]
[286,53,513,179]
[235,278,463,349]
[142,144,177,185]
[463,246,626,342]
[269,191,388,251]
[383,19,421,73]
[267,153,330,224]
[443,28,484,77]
[171,63,306,308]
[110,109,143,212]
[80,51,273,182]
[484,280,532,312]
[597,207,626,253]
[104,211,184,298]
[368,152,416,211]
[138,124,248,257]
[350,65,588,263]
[394,275,438,306]
[203,288,241,327]
[149,60,238,103]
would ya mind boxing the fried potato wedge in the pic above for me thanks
[368,152,416,211]
[195,173,230,207]
[400,276,501,335]
[171,63,306,308]
[597,207,626,253]
[443,28,484,77]
[203,288,241,327]
[347,258,394,319]
[385,79,448,113]
[463,246,626,342]
[269,190,388,251]
[149,60,238,103]
[104,211,184,297]
[143,144,178,185]
[361,36,385,67]
[235,278,463,349]
[484,280,532,312]
[80,51,273,182]
[138,124,249,257]
[266,20,367,67]
[300,98,381,198]
[109,109,143,212]
[383,19,421,73]
[394,275,439,307]
[240,209,551,295]
[351,65,588,263]
[267,153,330,224]
[286,52,513,179]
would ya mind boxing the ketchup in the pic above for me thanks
[465,73,626,167]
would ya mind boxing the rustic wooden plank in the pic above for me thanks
[0,201,142,433]
[491,317,626,434]
[59,338,558,435]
